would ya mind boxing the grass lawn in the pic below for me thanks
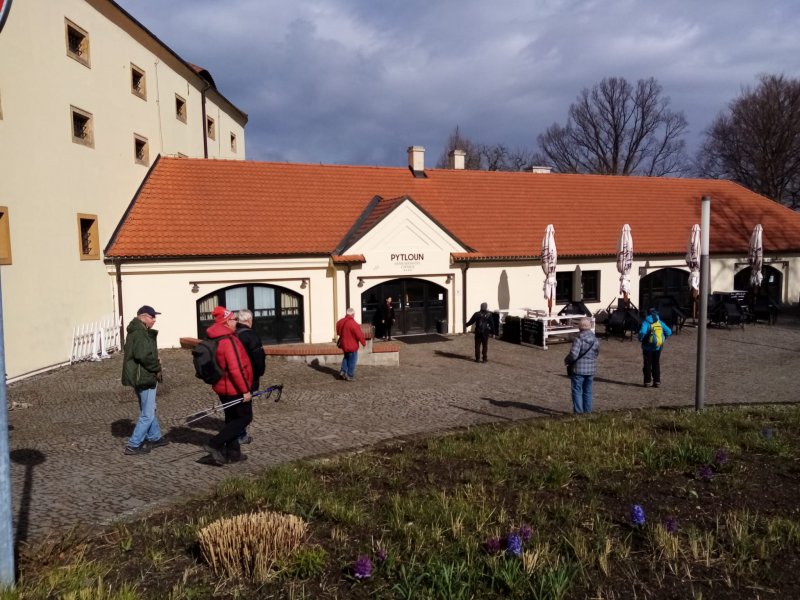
[3,404,800,599]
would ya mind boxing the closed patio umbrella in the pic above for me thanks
[616,224,633,301]
[748,224,763,290]
[686,224,701,318]
[541,224,557,315]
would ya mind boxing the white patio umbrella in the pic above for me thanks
[541,224,557,315]
[616,224,633,300]
[748,224,764,289]
[686,224,701,319]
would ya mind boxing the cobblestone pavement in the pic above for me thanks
[7,314,800,544]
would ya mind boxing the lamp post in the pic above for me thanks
[695,196,711,411]
[0,270,15,586]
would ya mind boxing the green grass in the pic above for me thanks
[6,404,800,599]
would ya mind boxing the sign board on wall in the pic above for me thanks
[390,252,425,272]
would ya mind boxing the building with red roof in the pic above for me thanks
[105,147,800,348]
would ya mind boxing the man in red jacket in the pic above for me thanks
[203,306,253,465]
[336,307,366,381]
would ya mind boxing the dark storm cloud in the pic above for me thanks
[118,0,800,166]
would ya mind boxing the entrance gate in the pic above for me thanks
[361,278,448,336]
[733,265,783,304]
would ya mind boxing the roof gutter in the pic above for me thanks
[115,260,125,346]
[461,261,469,333]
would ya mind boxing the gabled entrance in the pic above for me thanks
[361,278,447,336]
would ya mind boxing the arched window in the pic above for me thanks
[196,284,303,344]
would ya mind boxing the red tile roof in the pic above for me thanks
[105,157,800,260]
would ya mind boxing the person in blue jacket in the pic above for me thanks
[638,308,672,388]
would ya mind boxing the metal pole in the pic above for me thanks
[695,196,711,411]
[0,270,15,586]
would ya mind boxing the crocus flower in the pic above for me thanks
[664,516,679,535]
[353,555,372,579]
[630,504,646,526]
[484,537,501,554]
[698,465,713,481]
[762,428,775,439]
[376,549,387,563]
[714,449,729,465]
[518,524,533,542]
[506,533,522,557]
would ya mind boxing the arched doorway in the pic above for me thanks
[733,265,783,304]
[639,268,690,312]
[196,283,303,344]
[361,278,448,336]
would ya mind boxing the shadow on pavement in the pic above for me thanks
[10,448,46,564]
[593,377,644,388]
[434,350,474,361]
[485,398,567,415]
[448,403,513,421]
[111,418,134,439]
[308,358,341,379]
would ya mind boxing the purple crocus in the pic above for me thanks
[518,524,533,542]
[714,449,729,465]
[698,465,713,481]
[663,516,679,535]
[484,537,501,554]
[762,428,775,439]
[506,533,522,557]
[630,504,646,526]
[353,555,373,579]
[375,549,387,563]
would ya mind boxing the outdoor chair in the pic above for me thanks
[604,298,640,340]
[751,296,780,325]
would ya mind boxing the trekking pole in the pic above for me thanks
[183,385,283,425]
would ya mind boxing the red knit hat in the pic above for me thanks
[212,306,236,324]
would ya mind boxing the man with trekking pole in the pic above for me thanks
[203,306,253,465]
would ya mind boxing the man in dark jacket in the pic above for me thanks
[203,306,253,465]
[376,297,396,341]
[121,305,168,455]
[235,309,266,444]
[465,302,496,363]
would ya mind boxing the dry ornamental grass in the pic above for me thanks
[198,511,307,582]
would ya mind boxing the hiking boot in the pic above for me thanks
[345,375,354,381]
[146,438,169,450]
[643,381,651,388]
[653,382,661,388]
[124,444,150,456]
[339,371,346,380]
[227,451,248,463]
[238,434,253,445]
[203,444,226,466]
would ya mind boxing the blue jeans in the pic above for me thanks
[128,386,162,447]
[570,374,593,414]
[342,351,358,379]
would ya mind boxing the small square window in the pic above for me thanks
[175,94,187,123]
[71,106,94,147]
[65,19,90,67]
[131,64,146,100]
[77,213,99,260]
[206,116,216,140]
[230,132,237,153]
[134,134,149,166]
[0,207,12,265]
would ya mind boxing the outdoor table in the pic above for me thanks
[521,311,595,349]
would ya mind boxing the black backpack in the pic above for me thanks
[476,312,493,335]
[192,338,224,384]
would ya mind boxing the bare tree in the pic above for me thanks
[535,77,689,176]
[697,74,800,208]
[435,126,483,169]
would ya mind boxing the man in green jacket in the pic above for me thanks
[122,305,168,455]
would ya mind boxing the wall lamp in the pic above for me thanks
[445,274,453,284]
[300,279,308,289]
[191,282,199,293]
[357,277,365,287]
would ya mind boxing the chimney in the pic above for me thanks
[530,165,553,174]
[407,146,426,176]
[448,149,466,170]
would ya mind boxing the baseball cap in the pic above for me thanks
[212,306,237,323]
[137,305,161,318]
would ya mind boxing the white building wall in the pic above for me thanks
[0,0,246,380]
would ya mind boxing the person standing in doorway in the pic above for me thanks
[121,305,168,455]
[235,309,266,445]
[465,302,496,362]
[203,306,253,465]
[377,296,396,340]
[565,318,600,414]
[337,307,367,381]
[639,308,672,388]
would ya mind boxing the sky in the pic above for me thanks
[117,0,800,169]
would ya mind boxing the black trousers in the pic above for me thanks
[474,333,490,361]
[209,394,253,453]
[642,350,662,384]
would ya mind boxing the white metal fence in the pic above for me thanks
[70,314,122,363]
